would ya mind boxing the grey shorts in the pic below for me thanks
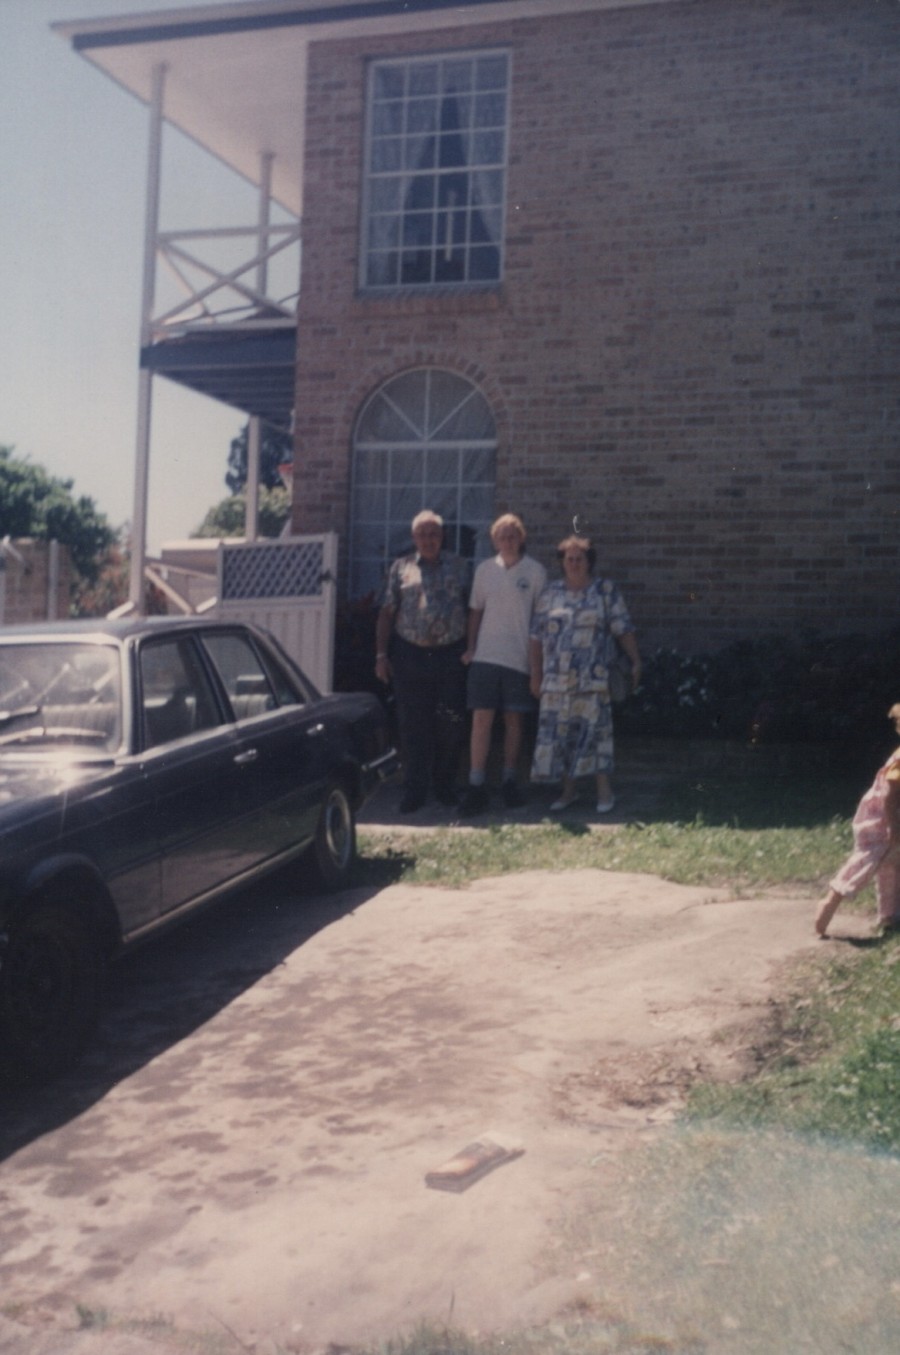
[467,661,534,713]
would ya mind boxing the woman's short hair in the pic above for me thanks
[556,534,597,569]
[490,513,526,549]
[411,510,443,533]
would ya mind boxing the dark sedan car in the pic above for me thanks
[0,616,397,1085]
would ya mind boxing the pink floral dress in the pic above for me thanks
[830,748,900,923]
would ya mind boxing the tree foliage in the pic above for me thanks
[0,445,115,583]
[225,421,293,495]
[194,485,291,539]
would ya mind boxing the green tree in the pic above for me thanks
[71,538,131,617]
[0,445,115,583]
[225,421,293,494]
[193,485,291,539]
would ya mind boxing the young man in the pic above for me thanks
[460,514,547,815]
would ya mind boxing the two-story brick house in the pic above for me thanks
[60,0,900,652]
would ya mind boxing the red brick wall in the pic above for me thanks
[292,0,900,651]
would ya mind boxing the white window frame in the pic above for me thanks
[360,49,510,291]
[349,368,497,599]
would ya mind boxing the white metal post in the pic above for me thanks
[129,63,166,611]
[245,152,273,544]
[246,418,261,541]
[47,539,60,620]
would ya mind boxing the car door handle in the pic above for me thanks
[306,723,326,737]
[234,749,258,765]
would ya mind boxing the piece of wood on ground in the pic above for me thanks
[425,1134,524,1193]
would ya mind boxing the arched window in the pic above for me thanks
[349,368,497,598]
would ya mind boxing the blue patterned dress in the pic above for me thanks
[530,577,634,782]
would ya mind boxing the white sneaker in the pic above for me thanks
[595,797,616,814]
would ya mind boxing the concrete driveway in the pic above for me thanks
[1,742,896,1354]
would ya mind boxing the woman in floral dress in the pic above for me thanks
[529,535,641,814]
[815,703,900,938]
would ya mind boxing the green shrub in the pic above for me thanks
[618,626,900,754]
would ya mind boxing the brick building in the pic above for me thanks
[61,0,899,652]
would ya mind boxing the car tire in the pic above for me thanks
[0,900,105,1086]
[309,781,356,891]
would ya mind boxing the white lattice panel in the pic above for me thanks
[213,535,337,693]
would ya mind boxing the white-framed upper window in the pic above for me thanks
[349,368,497,599]
[361,50,510,290]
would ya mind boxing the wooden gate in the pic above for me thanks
[210,534,338,694]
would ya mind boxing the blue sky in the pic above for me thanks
[1,0,257,552]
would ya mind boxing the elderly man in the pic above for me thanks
[375,511,470,813]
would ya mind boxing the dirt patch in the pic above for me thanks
[0,868,877,1354]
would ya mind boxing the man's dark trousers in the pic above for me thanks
[389,635,467,800]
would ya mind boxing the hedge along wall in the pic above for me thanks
[291,0,900,652]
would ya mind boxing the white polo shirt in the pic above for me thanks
[470,553,548,674]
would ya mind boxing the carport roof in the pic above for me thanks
[53,0,606,217]
[140,327,298,430]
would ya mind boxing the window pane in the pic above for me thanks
[443,60,473,93]
[141,638,218,746]
[474,93,506,126]
[366,252,398,287]
[406,98,437,134]
[404,133,436,171]
[438,172,469,208]
[353,446,389,481]
[357,395,417,442]
[352,483,387,518]
[472,169,504,206]
[472,129,504,164]
[390,447,425,483]
[467,245,500,281]
[406,174,436,210]
[424,447,460,485]
[374,65,405,100]
[461,481,497,521]
[370,177,402,212]
[462,445,497,480]
[402,212,434,248]
[371,138,402,173]
[368,215,400,250]
[373,101,403,136]
[364,51,508,290]
[438,131,468,168]
[401,249,434,284]
[475,54,508,89]
[409,62,439,96]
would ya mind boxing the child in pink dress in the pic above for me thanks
[815,704,900,938]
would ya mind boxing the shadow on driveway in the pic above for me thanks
[0,870,394,1164]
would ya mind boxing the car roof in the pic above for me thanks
[0,616,254,644]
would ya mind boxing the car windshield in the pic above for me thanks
[0,642,122,755]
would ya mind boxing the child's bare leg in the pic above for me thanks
[815,889,843,937]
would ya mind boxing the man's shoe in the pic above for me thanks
[399,790,426,814]
[501,781,527,809]
[460,784,490,816]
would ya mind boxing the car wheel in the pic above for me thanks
[310,782,356,890]
[0,901,105,1085]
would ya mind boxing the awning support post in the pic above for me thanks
[129,62,166,611]
[244,152,274,544]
